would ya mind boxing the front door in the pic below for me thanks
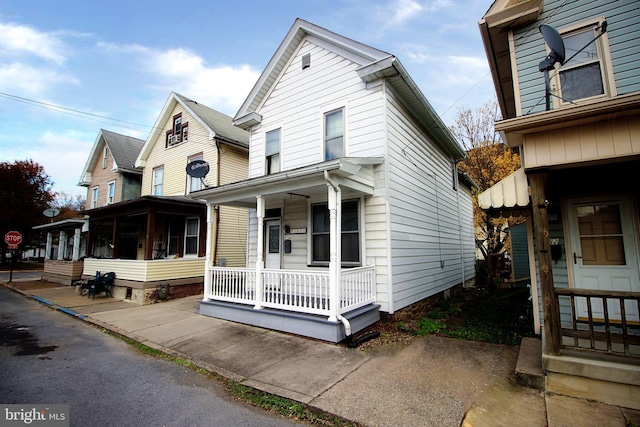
[567,196,640,321]
[264,220,281,270]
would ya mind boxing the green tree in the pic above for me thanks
[450,100,523,280]
[0,160,55,263]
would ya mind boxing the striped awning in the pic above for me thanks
[478,168,529,210]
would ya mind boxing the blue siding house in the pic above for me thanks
[479,0,640,408]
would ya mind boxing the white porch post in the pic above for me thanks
[327,183,341,322]
[45,232,53,260]
[255,196,265,309]
[72,228,81,261]
[203,203,214,300]
[58,231,67,260]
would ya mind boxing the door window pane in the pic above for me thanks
[577,204,625,266]
[268,225,280,253]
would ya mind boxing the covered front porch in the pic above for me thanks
[480,161,640,408]
[33,218,88,285]
[82,196,206,304]
[193,158,384,342]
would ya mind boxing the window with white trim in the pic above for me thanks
[324,108,344,160]
[107,181,116,205]
[184,217,199,255]
[311,199,360,266]
[187,154,203,193]
[91,186,99,209]
[555,21,612,104]
[152,166,163,196]
[265,128,281,174]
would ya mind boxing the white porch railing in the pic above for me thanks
[206,265,376,318]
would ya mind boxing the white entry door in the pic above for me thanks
[567,196,640,321]
[264,220,281,270]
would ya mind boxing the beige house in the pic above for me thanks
[81,93,249,304]
[479,0,640,408]
[79,129,145,208]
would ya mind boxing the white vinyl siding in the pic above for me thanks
[385,86,475,312]
[248,38,385,179]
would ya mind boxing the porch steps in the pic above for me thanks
[199,300,380,343]
[515,337,545,391]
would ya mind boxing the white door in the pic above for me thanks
[567,196,640,321]
[264,220,281,270]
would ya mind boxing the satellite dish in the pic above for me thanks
[538,24,566,111]
[539,24,565,70]
[43,208,61,218]
[186,159,210,179]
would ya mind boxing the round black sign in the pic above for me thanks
[186,159,210,178]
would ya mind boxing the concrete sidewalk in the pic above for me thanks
[4,281,639,427]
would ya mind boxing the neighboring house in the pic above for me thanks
[79,128,145,208]
[80,93,249,304]
[33,218,88,285]
[29,128,143,285]
[479,0,640,408]
[192,19,476,343]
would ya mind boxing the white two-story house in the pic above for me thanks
[193,19,476,343]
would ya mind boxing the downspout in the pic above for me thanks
[324,171,351,338]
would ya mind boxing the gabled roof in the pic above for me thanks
[135,92,249,168]
[78,129,145,186]
[233,18,466,161]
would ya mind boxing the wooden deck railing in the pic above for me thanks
[554,288,640,357]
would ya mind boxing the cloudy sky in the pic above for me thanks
[0,0,495,198]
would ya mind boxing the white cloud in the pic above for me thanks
[390,0,423,25]
[0,63,75,96]
[97,43,261,116]
[0,21,66,64]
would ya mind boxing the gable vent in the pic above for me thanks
[302,53,311,70]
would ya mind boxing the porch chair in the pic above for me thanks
[88,272,115,299]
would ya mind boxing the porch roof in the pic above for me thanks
[190,157,384,208]
[33,218,88,232]
[84,195,205,221]
[478,168,530,213]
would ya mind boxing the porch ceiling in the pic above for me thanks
[190,157,384,208]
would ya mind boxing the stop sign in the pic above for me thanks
[4,231,22,248]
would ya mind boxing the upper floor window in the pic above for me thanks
[107,181,116,205]
[324,108,344,160]
[102,146,109,168]
[152,166,164,196]
[265,128,281,174]
[311,199,360,266]
[187,154,203,193]
[91,186,99,209]
[555,21,612,104]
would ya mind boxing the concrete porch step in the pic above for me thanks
[515,337,545,391]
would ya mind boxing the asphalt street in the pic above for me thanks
[0,286,302,427]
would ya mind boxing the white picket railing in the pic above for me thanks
[206,265,376,317]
